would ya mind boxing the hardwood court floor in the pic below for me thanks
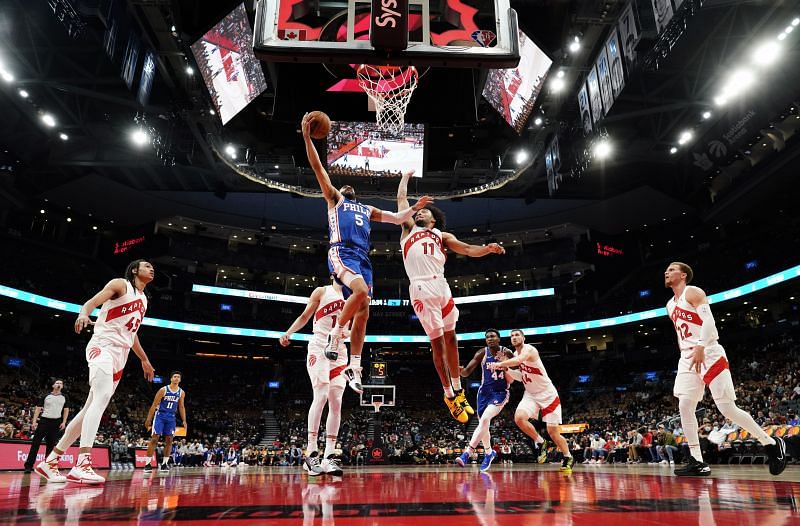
[1,463,799,524]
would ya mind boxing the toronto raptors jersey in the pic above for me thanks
[666,286,717,352]
[516,345,557,395]
[90,280,147,350]
[312,286,349,346]
[401,225,446,280]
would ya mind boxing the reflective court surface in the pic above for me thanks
[1,465,800,525]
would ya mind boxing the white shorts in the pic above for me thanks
[307,341,348,390]
[516,390,562,425]
[409,277,459,340]
[86,340,129,391]
[673,344,736,403]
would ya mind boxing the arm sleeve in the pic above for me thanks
[696,303,718,348]
[376,206,415,225]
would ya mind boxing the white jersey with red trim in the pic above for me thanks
[312,286,350,346]
[666,285,717,352]
[89,280,147,350]
[516,344,557,395]
[401,225,446,280]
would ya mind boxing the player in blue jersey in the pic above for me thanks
[455,329,516,471]
[302,112,432,394]
[144,371,186,473]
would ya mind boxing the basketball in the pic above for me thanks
[307,111,331,140]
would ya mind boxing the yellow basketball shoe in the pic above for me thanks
[444,394,469,423]
[454,389,475,416]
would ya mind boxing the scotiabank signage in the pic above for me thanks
[0,440,110,470]
[134,448,152,468]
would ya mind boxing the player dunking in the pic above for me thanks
[144,371,186,474]
[456,329,514,471]
[302,113,432,394]
[36,259,156,484]
[280,279,350,477]
[488,329,574,473]
[396,170,504,423]
[664,262,787,476]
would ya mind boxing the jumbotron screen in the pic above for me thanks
[482,30,553,134]
[190,3,268,125]
[326,121,424,178]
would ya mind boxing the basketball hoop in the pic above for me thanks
[370,394,385,413]
[357,65,419,135]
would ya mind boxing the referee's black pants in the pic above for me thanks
[23,418,61,470]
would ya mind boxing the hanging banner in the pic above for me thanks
[606,29,625,99]
[587,66,604,124]
[651,0,674,34]
[578,84,592,135]
[121,32,140,89]
[596,48,614,116]
[618,1,640,74]
[137,49,156,107]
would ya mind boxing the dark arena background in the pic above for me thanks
[0,0,799,524]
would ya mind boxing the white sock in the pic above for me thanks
[324,437,337,458]
[77,453,91,465]
[350,355,361,369]
[162,457,169,465]
[451,377,462,391]
[45,451,59,463]
[534,436,544,445]
[444,386,455,398]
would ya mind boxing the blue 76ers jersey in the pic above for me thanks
[156,386,181,418]
[328,197,372,254]
[480,349,511,396]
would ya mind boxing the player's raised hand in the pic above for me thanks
[486,243,506,255]
[74,315,94,334]
[412,195,433,210]
[279,334,291,347]
[301,113,311,138]
[402,169,415,179]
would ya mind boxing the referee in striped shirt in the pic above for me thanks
[23,379,69,473]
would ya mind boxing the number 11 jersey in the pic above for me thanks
[401,225,446,280]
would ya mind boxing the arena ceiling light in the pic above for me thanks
[18,89,28,98]
[702,111,712,120]
[59,133,68,141]
[669,147,678,154]
[40,113,56,127]
[550,76,566,93]
[130,128,149,146]
[568,36,581,54]
[751,40,781,66]
[225,144,237,159]
[533,116,543,126]
[0,68,13,83]
[515,150,529,164]
[185,66,194,75]
[593,139,612,159]
[678,130,693,145]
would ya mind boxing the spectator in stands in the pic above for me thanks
[627,429,643,463]
[656,425,678,465]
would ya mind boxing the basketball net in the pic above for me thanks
[357,65,418,135]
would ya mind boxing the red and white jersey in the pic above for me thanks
[666,285,717,352]
[89,280,147,350]
[516,344,557,395]
[311,286,349,346]
[401,225,446,280]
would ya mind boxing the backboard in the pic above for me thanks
[253,0,519,68]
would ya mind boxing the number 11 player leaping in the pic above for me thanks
[302,113,432,393]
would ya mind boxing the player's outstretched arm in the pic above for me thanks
[685,285,716,371]
[488,346,535,371]
[132,334,155,382]
[75,278,127,333]
[371,195,433,224]
[302,113,340,206]
[279,287,324,347]
[396,170,416,235]
[460,348,487,377]
[442,232,505,258]
[144,388,164,431]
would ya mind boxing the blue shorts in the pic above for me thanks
[328,245,373,298]
[153,415,176,436]
[477,389,509,418]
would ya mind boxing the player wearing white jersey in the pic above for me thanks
[664,262,786,477]
[488,329,574,473]
[36,260,156,485]
[396,171,505,424]
[280,280,350,476]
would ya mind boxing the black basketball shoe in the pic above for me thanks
[674,456,711,476]
[766,436,788,476]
